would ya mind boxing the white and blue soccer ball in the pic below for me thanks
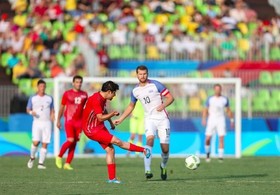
[185,155,200,170]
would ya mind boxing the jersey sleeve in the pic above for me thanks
[61,91,68,105]
[130,91,137,103]
[225,97,230,107]
[26,96,33,110]
[50,96,54,109]
[151,80,169,96]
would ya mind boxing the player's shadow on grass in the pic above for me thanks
[212,173,269,179]
[147,174,268,182]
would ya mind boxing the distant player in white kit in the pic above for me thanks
[114,65,174,180]
[26,79,55,169]
[202,84,234,162]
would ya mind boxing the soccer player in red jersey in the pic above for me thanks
[82,81,150,183]
[56,75,88,170]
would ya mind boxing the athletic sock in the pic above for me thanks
[58,141,72,158]
[66,142,76,164]
[129,143,144,152]
[30,144,38,159]
[161,152,169,168]
[107,164,116,180]
[205,145,210,157]
[144,145,152,172]
[218,148,224,159]
[39,148,47,164]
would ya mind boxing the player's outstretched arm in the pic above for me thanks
[96,111,119,122]
[114,102,135,125]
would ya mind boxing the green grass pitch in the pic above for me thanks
[0,156,279,194]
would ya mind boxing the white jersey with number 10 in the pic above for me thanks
[131,79,170,120]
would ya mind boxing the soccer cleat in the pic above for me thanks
[160,165,167,180]
[55,156,62,169]
[144,148,151,158]
[107,178,122,184]
[38,164,46,169]
[27,158,35,169]
[145,171,153,179]
[205,158,211,163]
[63,163,74,170]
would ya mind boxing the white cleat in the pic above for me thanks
[27,158,35,169]
[205,158,211,163]
[38,164,46,169]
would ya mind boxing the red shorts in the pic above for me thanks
[84,126,113,149]
[65,120,82,141]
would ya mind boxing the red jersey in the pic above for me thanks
[61,89,88,122]
[82,92,106,133]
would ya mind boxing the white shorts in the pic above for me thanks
[32,120,52,143]
[205,119,226,137]
[145,118,170,144]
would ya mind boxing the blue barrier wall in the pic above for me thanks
[0,131,279,157]
[0,114,279,156]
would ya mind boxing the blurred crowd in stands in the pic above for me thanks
[0,0,280,83]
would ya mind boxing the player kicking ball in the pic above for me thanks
[114,65,174,181]
[82,81,150,184]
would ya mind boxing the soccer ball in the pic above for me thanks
[185,155,200,170]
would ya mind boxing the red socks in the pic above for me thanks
[129,143,145,152]
[66,142,76,164]
[58,141,72,157]
[107,164,116,180]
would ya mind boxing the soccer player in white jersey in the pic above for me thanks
[114,65,174,180]
[26,79,55,169]
[202,84,234,162]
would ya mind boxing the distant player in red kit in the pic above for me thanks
[82,81,150,183]
[56,75,88,170]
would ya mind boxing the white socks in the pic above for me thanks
[205,145,210,154]
[218,148,224,159]
[30,144,38,159]
[39,148,47,165]
[144,145,152,172]
[161,152,169,168]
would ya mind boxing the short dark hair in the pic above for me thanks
[136,65,148,74]
[37,79,46,86]
[214,84,222,89]
[73,75,83,83]
[101,81,119,92]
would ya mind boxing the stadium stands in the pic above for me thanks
[0,0,280,118]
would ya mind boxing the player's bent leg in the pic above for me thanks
[111,136,145,153]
